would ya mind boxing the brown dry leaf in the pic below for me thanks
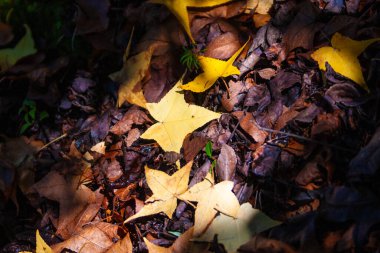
[179,173,240,236]
[232,111,268,145]
[74,0,110,35]
[257,68,277,80]
[51,222,118,253]
[31,170,103,239]
[125,161,193,223]
[91,141,106,154]
[216,144,237,181]
[126,128,141,147]
[246,0,273,14]
[221,80,252,112]
[253,14,271,28]
[106,233,133,253]
[0,22,13,46]
[182,133,208,162]
[110,108,152,135]
[143,227,194,253]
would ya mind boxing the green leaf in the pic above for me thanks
[205,141,213,159]
[20,122,32,134]
[0,24,36,72]
[39,111,49,121]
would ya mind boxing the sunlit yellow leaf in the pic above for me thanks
[179,40,248,93]
[0,25,36,72]
[141,83,221,153]
[112,47,154,109]
[149,0,235,43]
[311,33,380,90]
[20,230,53,253]
[179,173,240,236]
[125,161,193,223]
[194,203,280,253]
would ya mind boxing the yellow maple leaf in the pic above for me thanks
[179,173,240,236]
[141,83,221,153]
[311,33,380,90]
[194,202,280,253]
[125,161,193,223]
[143,227,194,253]
[20,230,53,253]
[0,25,37,72]
[149,0,235,43]
[112,47,154,109]
[179,40,248,93]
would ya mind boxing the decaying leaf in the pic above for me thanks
[30,170,103,239]
[125,161,193,223]
[0,25,36,72]
[311,33,380,90]
[149,0,235,43]
[90,141,106,154]
[141,83,221,153]
[194,202,280,253]
[246,0,273,14]
[216,144,237,181]
[143,227,194,253]
[51,222,118,253]
[179,173,240,236]
[179,41,248,93]
[112,47,154,108]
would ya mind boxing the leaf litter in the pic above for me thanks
[1,1,380,253]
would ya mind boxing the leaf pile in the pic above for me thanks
[1,1,380,253]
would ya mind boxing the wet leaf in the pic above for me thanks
[141,83,221,153]
[311,33,380,90]
[179,173,240,236]
[179,41,248,93]
[125,161,193,222]
[0,25,36,72]
[195,203,280,253]
[90,141,106,154]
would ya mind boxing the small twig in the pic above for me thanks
[37,133,68,153]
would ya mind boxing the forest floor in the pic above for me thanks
[1,0,380,252]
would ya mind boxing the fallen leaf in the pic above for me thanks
[141,83,221,153]
[112,48,154,108]
[232,111,268,145]
[179,40,248,93]
[126,128,141,147]
[0,22,13,46]
[0,25,36,72]
[143,227,194,253]
[51,222,118,253]
[31,170,103,239]
[253,14,271,28]
[194,203,280,253]
[311,33,380,90]
[125,161,193,223]
[74,0,110,34]
[180,173,240,236]
[20,230,53,253]
[110,108,152,135]
[106,233,133,253]
[221,80,251,112]
[91,141,106,154]
[149,0,235,43]
[216,144,237,181]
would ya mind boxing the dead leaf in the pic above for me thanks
[194,203,280,253]
[106,233,133,253]
[113,48,154,108]
[0,22,13,46]
[216,144,237,181]
[51,222,118,253]
[125,161,193,222]
[180,173,240,236]
[221,80,251,112]
[31,170,103,239]
[75,0,110,34]
[143,227,194,253]
[141,83,220,153]
[126,128,141,147]
[0,25,36,72]
[311,33,380,90]
[110,108,152,135]
[20,230,53,253]
[246,0,273,14]
[179,40,249,93]
[149,0,235,43]
[91,141,106,154]
[232,111,268,145]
